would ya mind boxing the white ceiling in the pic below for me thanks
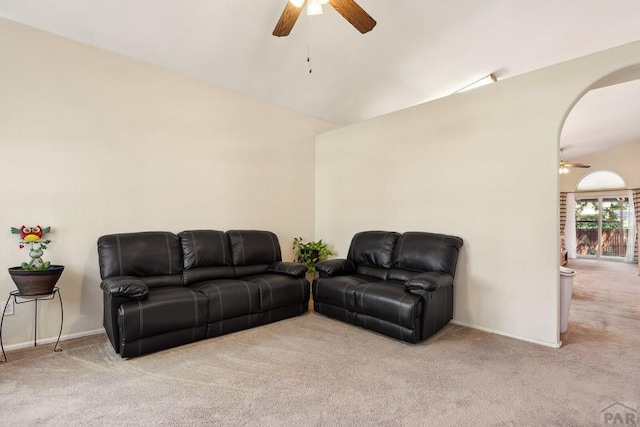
[1,0,640,159]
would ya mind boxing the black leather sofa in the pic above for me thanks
[97,230,309,358]
[312,231,463,343]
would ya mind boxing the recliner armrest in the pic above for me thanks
[405,272,453,292]
[315,259,355,277]
[100,276,149,300]
[267,262,308,278]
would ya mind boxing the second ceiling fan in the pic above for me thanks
[273,0,376,37]
[559,147,591,174]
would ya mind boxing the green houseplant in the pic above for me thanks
[8,225,64,295]
[292,237,333,274]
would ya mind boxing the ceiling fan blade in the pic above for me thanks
[273,2,304,37]
[329,0,377,34]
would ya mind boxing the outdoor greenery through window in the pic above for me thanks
[575,196,630,258]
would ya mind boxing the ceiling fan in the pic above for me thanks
[559,147,590,174]
[273,0,377,37]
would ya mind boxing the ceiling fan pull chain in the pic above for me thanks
[307,13,313,73]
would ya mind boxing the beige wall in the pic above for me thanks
[559,140,640,191]
[0,19,335,347]
[3,17,639,351]
[316,41,640,347]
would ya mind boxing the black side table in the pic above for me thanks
[0,287,64,363]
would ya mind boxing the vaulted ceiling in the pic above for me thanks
[1,0,640,158]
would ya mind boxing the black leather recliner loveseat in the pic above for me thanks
[97,230,309,358]
[312,231,463,343]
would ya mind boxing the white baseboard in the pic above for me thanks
[450,320,562,349]
[2,328,105,352]
[4,322,563,351]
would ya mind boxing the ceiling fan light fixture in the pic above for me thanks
[273,0,376,37]
[559,166,570,174]
[307,0,323,15]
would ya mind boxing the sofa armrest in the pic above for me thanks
[405,272,453,293]
[315,259,355,277]
[100,276,149,300]
[268,262,308,278]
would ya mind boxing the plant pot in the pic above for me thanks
[8,265,64,296]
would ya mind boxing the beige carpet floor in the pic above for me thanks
[0,259,638,426]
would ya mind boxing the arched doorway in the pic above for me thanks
[559,68,640,263]
[558,69,640,343]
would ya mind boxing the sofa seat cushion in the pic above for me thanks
[191,279,260,323]
[244,274,309,311]
[354,280,423,330]
[119,287,207,342]
[312,275,372,312]
[314,276,422,330]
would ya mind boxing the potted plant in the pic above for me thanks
[292,237,333,274]
[8,225,64,296]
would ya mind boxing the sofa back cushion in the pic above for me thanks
[97,232,184,288]
[391,232,463,276]
[347,231,399,270]
[178,230,235,285]
[227,230,282,277]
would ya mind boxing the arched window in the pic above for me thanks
[576,171,626,191]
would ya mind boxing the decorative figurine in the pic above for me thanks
[11,225,52,270]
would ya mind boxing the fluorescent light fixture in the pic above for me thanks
[307,0,323,15]
[455,73,497,93]
[289,0,305,7]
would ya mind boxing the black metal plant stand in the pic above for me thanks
[0,287,63,363]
